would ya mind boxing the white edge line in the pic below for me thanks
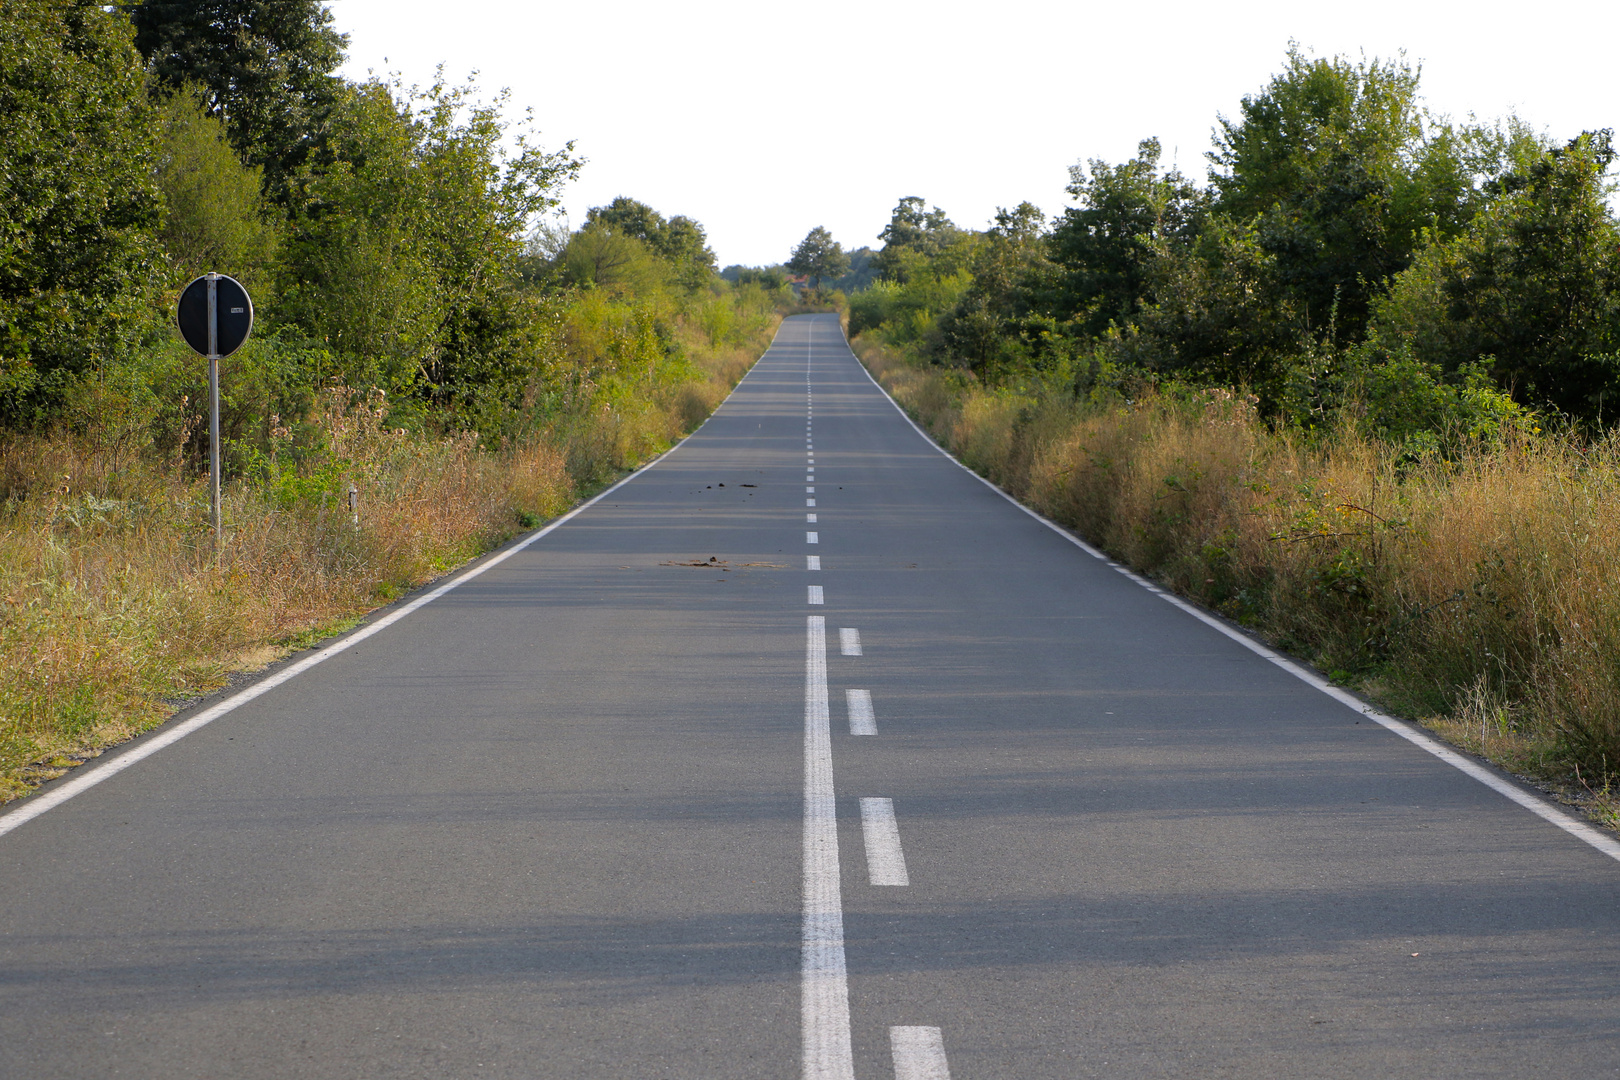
[846,332,1620,865]
[0,343,771,841]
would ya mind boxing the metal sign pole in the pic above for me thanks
[207,273,221,545]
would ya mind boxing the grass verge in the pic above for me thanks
[0,314,777,803]
[854,334,1620,833]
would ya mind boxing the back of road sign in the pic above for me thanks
[178,274,253,357]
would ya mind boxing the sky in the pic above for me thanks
[329,0,1619,269]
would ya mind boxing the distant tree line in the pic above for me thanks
[721,238,875,298]
[849,47,1620,444]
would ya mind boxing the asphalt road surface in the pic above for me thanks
[4,313,1619,1079]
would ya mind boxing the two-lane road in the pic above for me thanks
[3,313,1618,1078]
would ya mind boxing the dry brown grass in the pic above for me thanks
[0,314,777,802]
[857,335,1620,810]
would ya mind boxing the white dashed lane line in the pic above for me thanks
[859,798,909,886]
[891,1027,951,1080]
[846,690,875,736]
[839,628,861,656]
[809,585,824,605]
[807,555,821,570]
[807,532,819,544]
[808,514,817,523]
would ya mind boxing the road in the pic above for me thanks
[3,313,1619,1079]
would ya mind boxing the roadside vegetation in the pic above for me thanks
[846,47,1620,821]
[0,0,791,800]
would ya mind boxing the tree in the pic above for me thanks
[936,204,1055,380]
[1129,212,1304,399]
[832,247,880,293]
[560,225,665,294]
[276,76,581,407]
[1047,138,1204,336]
[131,0,348,195]
[722,266,788,292]
[584,196,716,289]
[0,0,164,425]
[788,227,849,290]
[658,216,717,289]
[585,196,663,244]
[1208,46,1470,341]
[876,197,959,282]
[1372,131,1620,423]
[153,87,280,290]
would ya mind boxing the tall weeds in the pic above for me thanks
[0,310,776,800]
[857,337,1620,802]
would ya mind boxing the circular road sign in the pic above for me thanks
[177,274,254,358]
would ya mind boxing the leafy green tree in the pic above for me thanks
[832,247,880,293]
[1372,131,1620,422]
[723,266,790,292]
[131,0,348,194]
[559,225,666,294]
[584,196,663,242]
[937,204,1055,380]
[658,216,717,289]
[1047,138,1203,336]
[1208,46,1479,342]
[277,76,581,411]
[1128,213,1304,399]
[0,0,164,425]
[584,196,716,289]
[788,226,850,290]
[876,197,960,283]
[153,87,280,290]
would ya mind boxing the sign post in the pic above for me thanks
[177,274,253,545]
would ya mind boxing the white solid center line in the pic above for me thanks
[860,798,909,885]
[808,585,824,605]
[891,1026,951,1080]
[807,555,821,570]
[847,689,875,735]
[839,628,862,656]
[803,616,855,1080]
[807,531,819,544]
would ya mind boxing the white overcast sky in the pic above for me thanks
[329,0,1618,269]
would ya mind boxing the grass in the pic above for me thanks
[854,334,1620,831]
[0,307,777,802]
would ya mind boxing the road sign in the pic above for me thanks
[177,273,253,358]
[177,273,254,545]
